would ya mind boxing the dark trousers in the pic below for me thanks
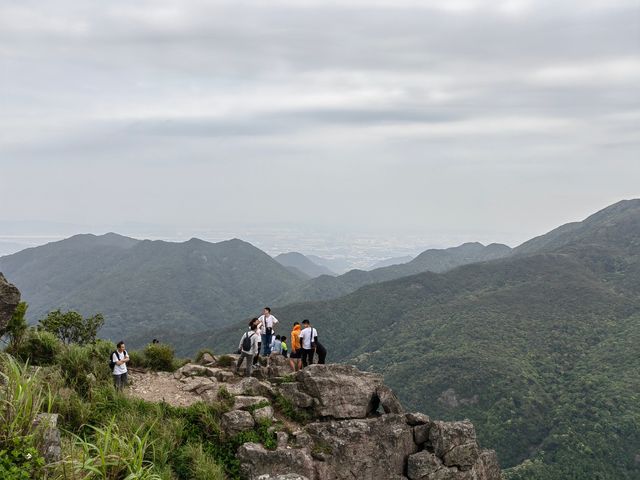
[315,342,327,364]
[113,372,127,391]
[301,348,314,368]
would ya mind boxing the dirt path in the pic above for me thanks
[127,369,202,407]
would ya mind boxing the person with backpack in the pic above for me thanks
[236,323,260,377]
[312,325,327,364]
[110,341,130,391]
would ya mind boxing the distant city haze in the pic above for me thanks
[1,0,638,261]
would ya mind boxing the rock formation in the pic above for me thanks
[0,272,20,332]
[163,354,502,480]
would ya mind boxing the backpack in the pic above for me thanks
[109,350,120,370]
[241,332,255,352]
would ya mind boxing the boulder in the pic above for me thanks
[407,451,446,480]
[178,364,216,377]
[429,421,479,469]
[0,273,20,333]
[253,405,274,422]
[216,370,235,382]
[199,352,216,365]
[221,410,255,436]
[237,442,315,480]
[257,475,309,480]
[276,431,289,449]
[473,450,502,480]
[33,413,61,463]
[406,412,431,426]
[227,377,275,397]
[295,364,383,419]
[234,395,270,410]
[277,383,314,409]
[375,384,405,414]
[180,376,215,393]
[414,424,431,446]
[305,414,417,479]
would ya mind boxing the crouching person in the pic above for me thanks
[236,323,260,377]
[111,341,130,391]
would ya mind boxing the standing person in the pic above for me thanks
[250,317,262,366]
[271,335,283,354]
[111,341,129,391]
[236,323,260,377]
[280,336,288,358]
[258,307,279,356]
[289,322,302,371]
[312,326,327,364]
[299,319,315,368]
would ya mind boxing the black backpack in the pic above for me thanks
[109,350,121,370]
[241,332,255,352]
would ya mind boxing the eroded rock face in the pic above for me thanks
[0,273,20,332]
[238,443,315,480]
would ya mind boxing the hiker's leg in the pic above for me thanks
[121,372,128,388]
[253,344,261,365]
[246,353,253,377]
[261,334,267,355]
[113,374,120,390]
[236,354,244,373]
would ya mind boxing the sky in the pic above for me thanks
[1,0,639,253]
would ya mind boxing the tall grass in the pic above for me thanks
[65,419,161,480]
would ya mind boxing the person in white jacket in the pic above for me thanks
[236,323,260,377]
[257,307,279,356]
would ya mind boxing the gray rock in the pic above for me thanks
[216,370,235,382]
[429,421,479,469]
[295,364,383,419]
[257,475,309,480]
[375,384,404,414]
[473,450,502,480]
[278,382,314,409]
[227,377,275,397]
[234,395,270,410]
[407,451,445,480]
[0,273,20,333]
[237,442,315,480]
[253,405,274,423]
[305,414,417,479]
[199,352,216,365]
[406,412,431,426]
[221,410,255,436]
[181,376,214,393]
[33,413,61,463]
[276,431,289,449]
[414,424,431,446]
[178,364,215,377]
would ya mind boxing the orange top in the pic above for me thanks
[291,324,302,351]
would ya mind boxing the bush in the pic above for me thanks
[143,343,176,372]
[55,343,112,397]
[173,443,224,480]
[128,350,145,368]
[216,355,234,368]
[38,309,104,345]
[13,330,60,366]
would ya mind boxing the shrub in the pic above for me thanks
[216,355,234,368]
[55,343,112,397]
[38,309,104,345]
[13,330,60,366]
[128,350,145,368]
[173,443,224,480]
[2,302,29,353]
[143,343,176,372]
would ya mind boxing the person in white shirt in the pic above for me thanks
[257,307,279,356]
[299,319,317,368]
[111,341,130,390]
[236,323,260,377]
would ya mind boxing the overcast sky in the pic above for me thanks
[1,0,639,248]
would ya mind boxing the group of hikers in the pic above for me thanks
[236,307,327,377]
[109,307,327,389]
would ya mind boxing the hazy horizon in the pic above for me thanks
[1,0,639,258]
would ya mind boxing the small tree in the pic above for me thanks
[2,301,29,352]
[39,309,104,345]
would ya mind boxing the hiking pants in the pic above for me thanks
[262,333,273,356]
[113,372,127,391]
[236,351,254,377]
[301,348,314,368]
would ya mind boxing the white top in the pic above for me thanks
[299,327,317,349]
[271,339,282,354]
[258,314,279,334]
[238,330,260,355]
[112,350,128,375]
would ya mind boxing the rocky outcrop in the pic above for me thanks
[134,357,502,480]
[0,272,20,332]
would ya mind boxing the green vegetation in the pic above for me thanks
[39,309,104,345]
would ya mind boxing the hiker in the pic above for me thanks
[272,335,283,354]
[289,322,302,371]
[258,307,279,356]
[236,323,260,377]
[313,325,327,364]
[280,335,288,358]
[299,319,316,368]
[249,317,262,366]
[111,341,130,391]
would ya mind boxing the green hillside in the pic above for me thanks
[274,241,512,305]
[210,199,640,478]
[0,234,305,347]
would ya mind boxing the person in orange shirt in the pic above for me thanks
[289,322,302,371]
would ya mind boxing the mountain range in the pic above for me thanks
[274,252,337,278]
[207,199,640,479]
